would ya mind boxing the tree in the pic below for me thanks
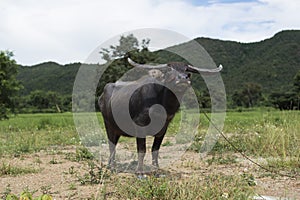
[269,71,300,110]
[27,90,62,112]
[232,83,263,108]
[195,89,211,109]
[28,90,49,110]
[0,51,22,119]
[293,70,300,93]
[100,34,141,62]
[99,34,154,63]
[96,34,157,97]
[232,90,243,107]
[269,91,295,110]
[292,70,300,109]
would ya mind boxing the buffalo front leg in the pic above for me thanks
[107,134,120,170]
[151,135,164,168]
[136,137,146,174]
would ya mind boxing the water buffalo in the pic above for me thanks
[99,58,222,174]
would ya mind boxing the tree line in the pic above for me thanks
[1,34,300,119]
[230,79,300,110]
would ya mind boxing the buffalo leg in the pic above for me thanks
[107,133,120,169]
[151,135,164,168]
[136,137,146,174]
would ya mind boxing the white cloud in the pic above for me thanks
[0,0,299,65]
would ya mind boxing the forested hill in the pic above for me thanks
[17,62,81,95]
[17,30,300,96]
[157,30,300,94]
[197,30,300,94]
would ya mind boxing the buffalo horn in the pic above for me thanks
[128,58,168,69]
[186,64,223,73]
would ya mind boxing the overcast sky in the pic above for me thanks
[1,0,299,65]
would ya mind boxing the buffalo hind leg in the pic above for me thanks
[151,135,164,168]
[136,137,146,174]
[107,134,120,170]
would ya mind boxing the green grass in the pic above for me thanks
[0,113,79,155]
[211,110,299,157]
[108,174,254,200]
[0,110,299,199]
[1,110,299,157]
[0,113,74,131]
[191,110,300,175]
[0,162,39,176]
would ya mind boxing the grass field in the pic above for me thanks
[0,113,78,155]
[0,110,299,199]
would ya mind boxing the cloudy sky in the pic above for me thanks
[1,0,299,65]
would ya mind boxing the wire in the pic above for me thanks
[202,111,298,179]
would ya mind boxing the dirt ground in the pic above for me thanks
[0,142,299,200]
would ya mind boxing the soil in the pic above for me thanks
[0,142,299,200]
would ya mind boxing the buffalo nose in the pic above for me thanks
[175,79,191,85]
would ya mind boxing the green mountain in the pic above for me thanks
[17,30,300,97]
[17,62,81,95]
[199,30,300,94]
[157,30,300,94]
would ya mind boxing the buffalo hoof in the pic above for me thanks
[137,174,148,179]
[154,173,166,178]
[107,165,117,173]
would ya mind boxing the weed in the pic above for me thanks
[34,158,42,164]
[64,147,94,162]
[49,157,60,164]
[0,186,53,200]
[68,183,77,190]
[75,146,94,161]
[19,187,38,200]
[40,185,52,195]
[77,161,110,185]
[265,157,300,176]
[241,173,257,186]
[1,184,12,200]
[37,118,52,130]
[0,162,38,176]
[162,140,173,147]
[68,166,76,175]
[206,154,238,165]
[112,174,254,199]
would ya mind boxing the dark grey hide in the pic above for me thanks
[98,58,222,174]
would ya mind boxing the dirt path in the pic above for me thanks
[0,145,299,199]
